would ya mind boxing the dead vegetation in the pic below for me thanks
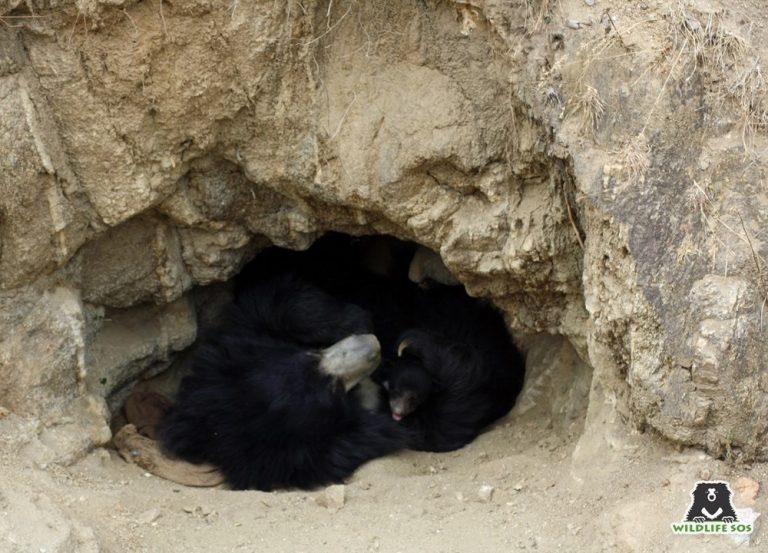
[616,132,650,181]
[565,83,605,134]
[556,32,621,138]
[687,180,768,329]
[665,4,766,152]
[551,2,765,182]
[525,0,558,33]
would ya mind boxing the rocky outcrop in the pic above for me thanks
[0,0,766,461]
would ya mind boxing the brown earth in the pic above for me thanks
[2,336,765,552]
[2,383,765,552]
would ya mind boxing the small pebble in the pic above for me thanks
[94,449,110,465]
[699,468,712,480]
[567,523,581,535]
[733,477,759,505]
[478,485,495,503]
[136,508,161,525]
[318,484,346,510]
[566,19,582,29]
[584,0,594,5]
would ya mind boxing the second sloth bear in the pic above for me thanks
[376,285,524,452]
[158,275,413,491]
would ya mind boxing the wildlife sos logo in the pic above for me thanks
[671,481,754,535]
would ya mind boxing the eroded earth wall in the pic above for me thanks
[0,0,767,462]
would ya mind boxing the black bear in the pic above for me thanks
[158,275,413,491]
[234,235,525,452]
[375,285,525,452]
[685,481,738,523]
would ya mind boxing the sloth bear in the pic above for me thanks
[232,235,525,453]
[375,285,524,452]
[158,275,413,491]
[685,481,738,523]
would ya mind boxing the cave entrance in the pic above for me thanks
[110,232,531,465]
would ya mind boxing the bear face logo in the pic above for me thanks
[684,481,738,524]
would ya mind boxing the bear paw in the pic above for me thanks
[692,517,706,523]
[722,516,735,523]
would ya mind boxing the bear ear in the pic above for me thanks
[397,339,411,357]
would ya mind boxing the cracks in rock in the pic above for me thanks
[556,162,586,251]
[13,34,103,252]
[417,159,493,203]
[76,48,141,166]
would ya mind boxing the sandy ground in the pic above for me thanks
[1,393,765,553]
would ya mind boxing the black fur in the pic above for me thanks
[234,236,525,453]
[375,285,524,452]
[685,482,738,523]
[236,234,418,355]
[379,327,522,452]
[158,276,412,491]
[229,273,374,347]
[381,358,434,420]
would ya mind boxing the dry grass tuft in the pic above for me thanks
[664,4,765,151]
[566,84,605,133]
[555,32,624,136]
[686,179,768,329]
[617,132,650,180]
[525,0,557,33]
[727,60,768,149]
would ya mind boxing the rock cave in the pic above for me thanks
[1,0,767,551]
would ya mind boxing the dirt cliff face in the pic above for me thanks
[1,0,766,462]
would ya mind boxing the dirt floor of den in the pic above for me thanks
[1,397,766,553]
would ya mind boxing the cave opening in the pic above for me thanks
[109,231,537,481]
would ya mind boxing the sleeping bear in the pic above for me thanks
[374,285,524,452]
[232,235,525,453]
[158,275,413,491]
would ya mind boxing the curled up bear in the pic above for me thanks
[158,275,413,491]
[159,237,525,489]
